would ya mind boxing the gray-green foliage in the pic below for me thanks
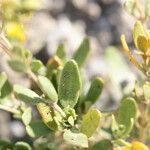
[73,38,90,67]
[14,85,43,104]
[58,60,82,108]
[83,77,104,110]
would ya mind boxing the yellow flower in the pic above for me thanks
[121,141,149,150]
[5,22,26,43]
[120,21,150,74]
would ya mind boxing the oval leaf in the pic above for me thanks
[8,59,28,73]
[14,85,43,104]
[116,97,137,137]
[73,38,90,67]
[84,77,104,110]
[80,108,101,138]
[14,141,32,150]
[63,130,88,148]
[58,60,81,108]
[22,107,32,126]
[37,75,58,103]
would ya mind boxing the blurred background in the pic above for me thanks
[0,0,140,142]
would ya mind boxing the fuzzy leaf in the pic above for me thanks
[56,44,67,63]
[63,130,88,148]
[14,141,32,150]
[8,59,28,73]
[133,21,145,49]
[37,75,58,103]
[26,120,51,137]
[73,38,90,67]
[31,59,44,73]
[58,60,81,108]
[14,85,43,104]
[84,77,104,110]
[80,108,101,138]
[22,107,32,126]
[37,103,60,131]
[0,80,13,98]
[116,97,137,137]
[91,139,113,150]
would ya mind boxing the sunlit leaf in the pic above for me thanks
[80,108,101,138]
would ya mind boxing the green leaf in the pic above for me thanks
[73,38,90,67]
[58,60,81,108]
[116,97,137,137]
[63,130,88,148]
[84,77,104,110]
[0,80,13,99]
[14,85,43,104]
[91,139,113,150]
[31,59,44,73]
[14,141,32,150]
[80,108,101,138]
[56,44,67,63]
[22,107,32,126]
[8,59,28,73]
[37,75,58,103]
[0,140,13,149]
[0,72,7,96]
[26,120,51,137]
[132,21,145,49]
[143,83,150,100]
[37,103,60,131]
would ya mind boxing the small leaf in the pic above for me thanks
[14,85,43,104]
[80,108,101,138]
[84,77,104,110]
[91,139,113,150]
[22,107,32,126]
[37,103,59,131]
[14,141,32,150]
[73,38,90,67]
[116,97,137,137]
[137,36,149,52]
[8,59,28,73]
[56,44,67,63]
[132,21,145,49]
[26,120,51,137]
[37,75,58,103]
[143,83,150,100]
[63,130,88,148]
[0,72,7,96]
[0,80,13,98]
[68,116,74,126]
[31,59,44,73]
[58,60,81,108]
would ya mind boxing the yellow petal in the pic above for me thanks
[5,22,26,43]
[132,21,145,49]
[132,141,149,150]
[122,146,131,150]
[137,36,149,52]
[120,34,143,71]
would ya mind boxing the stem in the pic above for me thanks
[0,104,20,114]
[51,103,66,118]
[27,70,66,118]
